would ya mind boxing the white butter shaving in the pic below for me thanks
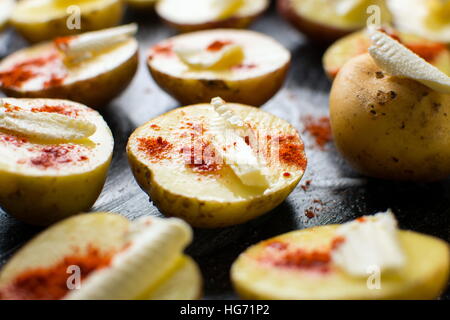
[332,209,406,277]
[65,217,192,300]
[56,24,138,61]
[210,97,269,188]
[368,28,450,93]
[0,108,96,141]
[174,43,244,70]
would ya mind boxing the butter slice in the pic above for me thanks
[368,28,450,93]
[210,97,269,188]
[332,210,406,277]
[0,109,96,141]
[174,43,244,70]
[66,217,192,300]
[55,24,138,61]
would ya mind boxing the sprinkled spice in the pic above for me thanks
[305,209,315,219]
[283,172,291,177]
[31,105,79,117]
[0,246,114,300]
[138,137,172,161]
[150,124,161,131]
[53,36,75,50]
[30,145,81,168]
[331,236,346,250]
[181,141,222,174]
[0,53,66,89]
[232,63,257,70]
[302,116,332,149]
[277,135,307,169]
[0,135,28,147]
[259,241,331,273]
[149,43,173,58]
[207,40,233,52]
[301,179,312,191]
[406,42,446,63]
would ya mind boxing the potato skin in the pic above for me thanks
[127,145,301,228]
[0,158,111,226]
[12,1,124,43]
[147,61,289,106]
[2,51,139,109]
[277,0,354,44]
[330,53,450,181]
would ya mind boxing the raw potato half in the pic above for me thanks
[388,0,450,43]
[0,30,138,108]
[11,0,124,43]
[0,98,113,225]
[231,225,450,300]
[127,103,307,228]
[330,53,450,181]
[323,29,450,79]
[147,29,290,106]
[156,0,269,32]
[277,0,392,43]
[0,213,202,300]
[0,0,15,31]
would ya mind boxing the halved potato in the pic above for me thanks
[278,0,392,43]
[127,102,307,228]
[155,0,269,32]
[0,98,113,226]
[11,0,124,43]
[0,26,138,108]
[388,0,450,43]
[231,225,450,299]
[0,0,15,32]
[0,213,202,300]
[147,29,290,106]
[324,29,450,79]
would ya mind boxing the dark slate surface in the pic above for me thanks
[0,7,448,300]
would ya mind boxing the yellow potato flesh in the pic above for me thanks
[323,30,450,79]
[291,0,391,30]
[11,0,124,43]
[147,29,290,106]
[0,213,203,300]
[329,53,450,181]
[0,98,113,225]
[127,103,306,228]
[0,39,138,108]
[231,225,450,300]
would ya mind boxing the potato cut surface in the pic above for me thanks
[232,225,450,300]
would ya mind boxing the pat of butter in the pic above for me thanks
[0,109,96,141]
[66,217,192,300]
[210,97,269,188]
[369,29,450,93]
[174,43,244,70]
[332,210,406,277]
[55,24,137,62]
[211,0,245,19]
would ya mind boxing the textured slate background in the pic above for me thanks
[0,6,448,300]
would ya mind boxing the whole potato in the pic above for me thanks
[330,53,450,181]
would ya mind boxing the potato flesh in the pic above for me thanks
[323,30,450,79]
[292,0,391,29]
[0,98,113,176]
[12,0,119,21]
[231,225,450,300]
[128,104,305,202]
[149,29,290,82]
[156,0,268,25]
[0,39,138,92]
[0,213,202,300]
